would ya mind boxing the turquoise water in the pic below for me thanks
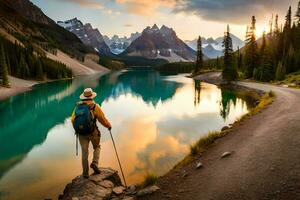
[0,69,254,200]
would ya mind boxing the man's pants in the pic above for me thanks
[79,129,101,176]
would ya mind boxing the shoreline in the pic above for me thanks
[138,74,300,199]
[0,70,109,101]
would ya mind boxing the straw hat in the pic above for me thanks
[80,88,97,100]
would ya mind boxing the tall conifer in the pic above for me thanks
[195,36,203,73]
[0,45,9,86]
[245,16,259,78]
[222,25,238,82]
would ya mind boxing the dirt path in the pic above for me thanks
[142,81,300,200]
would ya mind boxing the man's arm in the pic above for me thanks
[71,110,75,124]
[94,104,112,129]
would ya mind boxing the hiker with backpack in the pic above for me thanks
[71,88,112,178]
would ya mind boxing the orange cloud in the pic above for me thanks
[115,0,175,15]
[61,0,103,9]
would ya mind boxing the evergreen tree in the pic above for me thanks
[269,14,274,36]
[0,45,9,86]
[254,31,273,81]
[284,6,292,30]
[222,25,238,82]
[195,36,203,73]
[36,59,44,80]
[19,53,30,79]
[275,61,286,80]
[274,14,280,36]
[296,1,300,26]
[244,16,259,78]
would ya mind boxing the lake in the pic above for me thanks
[0,69,255,200]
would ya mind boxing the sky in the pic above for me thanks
[31,0,298,40]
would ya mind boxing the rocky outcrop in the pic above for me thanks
[61,168,123,200]
[57,18,111,56]
[60,168,161,200]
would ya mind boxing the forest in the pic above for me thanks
[0,35,72,87]
[194,2,300,83]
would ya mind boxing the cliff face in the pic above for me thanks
[57,18,112,56]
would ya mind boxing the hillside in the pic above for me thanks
[0,0,94,60]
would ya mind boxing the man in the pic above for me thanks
[71,88,112,178]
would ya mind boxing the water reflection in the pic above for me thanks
[194,80,201,106]
[0,70,255,200]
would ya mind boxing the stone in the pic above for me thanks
[126,185,137,194]
[137,185,160,197]
[196,162,203,169]
[221,151,232,158]
[122,197,134,200]
[221,126,229,131]
[99,180,114,188]
[113,186,125,195]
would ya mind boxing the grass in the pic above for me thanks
[173,90,275,171]
[142,173,158,187]
[274,71,300,88]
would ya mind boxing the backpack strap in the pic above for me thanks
[90,103,97,125]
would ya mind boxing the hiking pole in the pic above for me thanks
[109,130,127,188]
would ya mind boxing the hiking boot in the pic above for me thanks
[83,174,89,179]
[90,163,101,174]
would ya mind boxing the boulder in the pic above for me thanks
[126,185,137,194]
[113,186,125,195]
[137,185,160,197]
[61,168,122,200]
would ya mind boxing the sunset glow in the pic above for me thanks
[31,0,297,40]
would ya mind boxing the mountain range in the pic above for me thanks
[104,32,141,55]
[1,0,245,70]
[185,34,245,59]
[121,24,196,62]
[57,18,111,56]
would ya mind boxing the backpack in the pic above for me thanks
[73,102,96,135]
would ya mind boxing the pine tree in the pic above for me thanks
[269,14,274,36]
[275,61,286,80]
[36,59,44,80]
[244,16,259,78]
[222,25,238,82]
[296,1,300,26]
[237,46,243,70]
[19,53,29,79]
[254,31,273,81]
[195,36,203,73]
[274,14,280,36]
[0,45,9,86]
[284,6,292,31]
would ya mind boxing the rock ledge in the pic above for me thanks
[60,168,160,200]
